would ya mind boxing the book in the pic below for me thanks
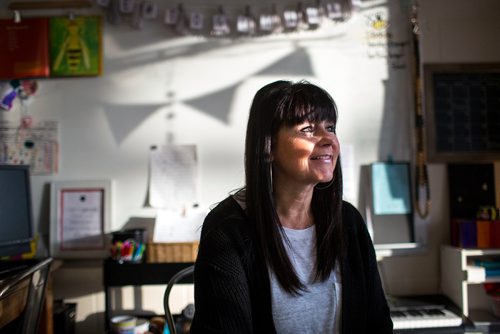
[472,259,500,279]
[473,259,500,270]
[466,265,486,283]
[476,220,492,248]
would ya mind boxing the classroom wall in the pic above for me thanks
[379,0,500,297]
[1,0,499,332]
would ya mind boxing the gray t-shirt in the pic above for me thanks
[269,225,342,334]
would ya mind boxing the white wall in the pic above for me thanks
[2,0,499,332]
[377,0,500,298]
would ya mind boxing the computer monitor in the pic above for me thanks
[0,164,34,256]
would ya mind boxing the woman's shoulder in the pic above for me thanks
[341,200,364,225]
[201,195,248,239]
[197,196,254,269]
[341,200,372,237]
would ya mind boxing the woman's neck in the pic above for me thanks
[274,185,314,230]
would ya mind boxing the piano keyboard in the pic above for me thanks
[391,307,463,330]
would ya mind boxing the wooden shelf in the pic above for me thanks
[8,1,91,10]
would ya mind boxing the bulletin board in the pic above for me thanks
[424,63,500,162]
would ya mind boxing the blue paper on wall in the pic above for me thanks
[371,163,412,215]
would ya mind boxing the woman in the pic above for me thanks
[190,80,392,333]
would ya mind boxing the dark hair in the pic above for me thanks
[244,80,344,294]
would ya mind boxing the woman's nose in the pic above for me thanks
[317,135,335,148]
[316,127,335,142]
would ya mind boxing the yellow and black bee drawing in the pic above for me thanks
[53,20,91,72]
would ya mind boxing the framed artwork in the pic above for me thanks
[50,180,112,258]
[49,16,102,77]
[0,17,50,79]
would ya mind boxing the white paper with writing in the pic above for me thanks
[60,189,104,250]
[149,144,198,209]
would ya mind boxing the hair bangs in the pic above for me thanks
[276,84,338,129]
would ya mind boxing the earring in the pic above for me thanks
[269,165,274,192]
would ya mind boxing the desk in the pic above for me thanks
[102,260,194,332]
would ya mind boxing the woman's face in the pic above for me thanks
[272,120,339,188]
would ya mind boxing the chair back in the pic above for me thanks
[163,265,195,334]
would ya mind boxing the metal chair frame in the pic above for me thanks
[163,265,195,334]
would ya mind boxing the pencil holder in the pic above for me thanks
[110,229,147,263]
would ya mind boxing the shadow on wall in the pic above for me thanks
[377,0,413,162]
[102,45,316,146]
[378,1,414,161]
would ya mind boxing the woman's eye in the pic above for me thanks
[300,125,314,133]
[326,125,336,133]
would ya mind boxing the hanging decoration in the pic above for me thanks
[0,79,38,111]
[236,6,257,35]
[94,0,358,37]
[410,3,430,219]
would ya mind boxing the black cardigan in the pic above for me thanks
[190,197,393,334]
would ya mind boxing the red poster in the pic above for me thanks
[0,17,50,79]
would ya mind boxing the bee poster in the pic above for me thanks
[49,16,102,77]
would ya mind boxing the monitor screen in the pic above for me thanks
[0,164,34,256]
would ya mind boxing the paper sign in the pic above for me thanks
[60,189,104,250]
[371,163,412,215]
[153,209,204,242]
[149,144,198,209]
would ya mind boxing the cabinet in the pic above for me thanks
[441,245,500,330]
[102,260,194,332]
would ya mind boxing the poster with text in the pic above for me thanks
[0,18,50,79]
[49,16,102,77]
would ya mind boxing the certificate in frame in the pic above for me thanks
[50,180,112,258]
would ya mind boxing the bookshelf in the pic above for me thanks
[441,245,500,328]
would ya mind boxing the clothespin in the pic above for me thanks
[13,10,21,23]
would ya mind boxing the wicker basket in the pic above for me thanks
[146,241,198,263]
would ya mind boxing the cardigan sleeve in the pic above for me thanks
[362,218,393,332]
[190,221,254,334]
[342,201,393,334]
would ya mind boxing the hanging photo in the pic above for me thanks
[164,7,179,25]
[119,0,135,14]
[96,0,110,7]
[326,3,343,20]
[283,10,299,29]
[352,0,362,9]
[142,1,158,20]
[306,7,320,27]
[259,14,273,32]
[212,13,230,36]
[236,15,256,35]
[189,12,204,30]
[49,16,102,77]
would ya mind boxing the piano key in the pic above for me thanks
[392,307,462,330]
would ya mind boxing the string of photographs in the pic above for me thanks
[96,0,363,36]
